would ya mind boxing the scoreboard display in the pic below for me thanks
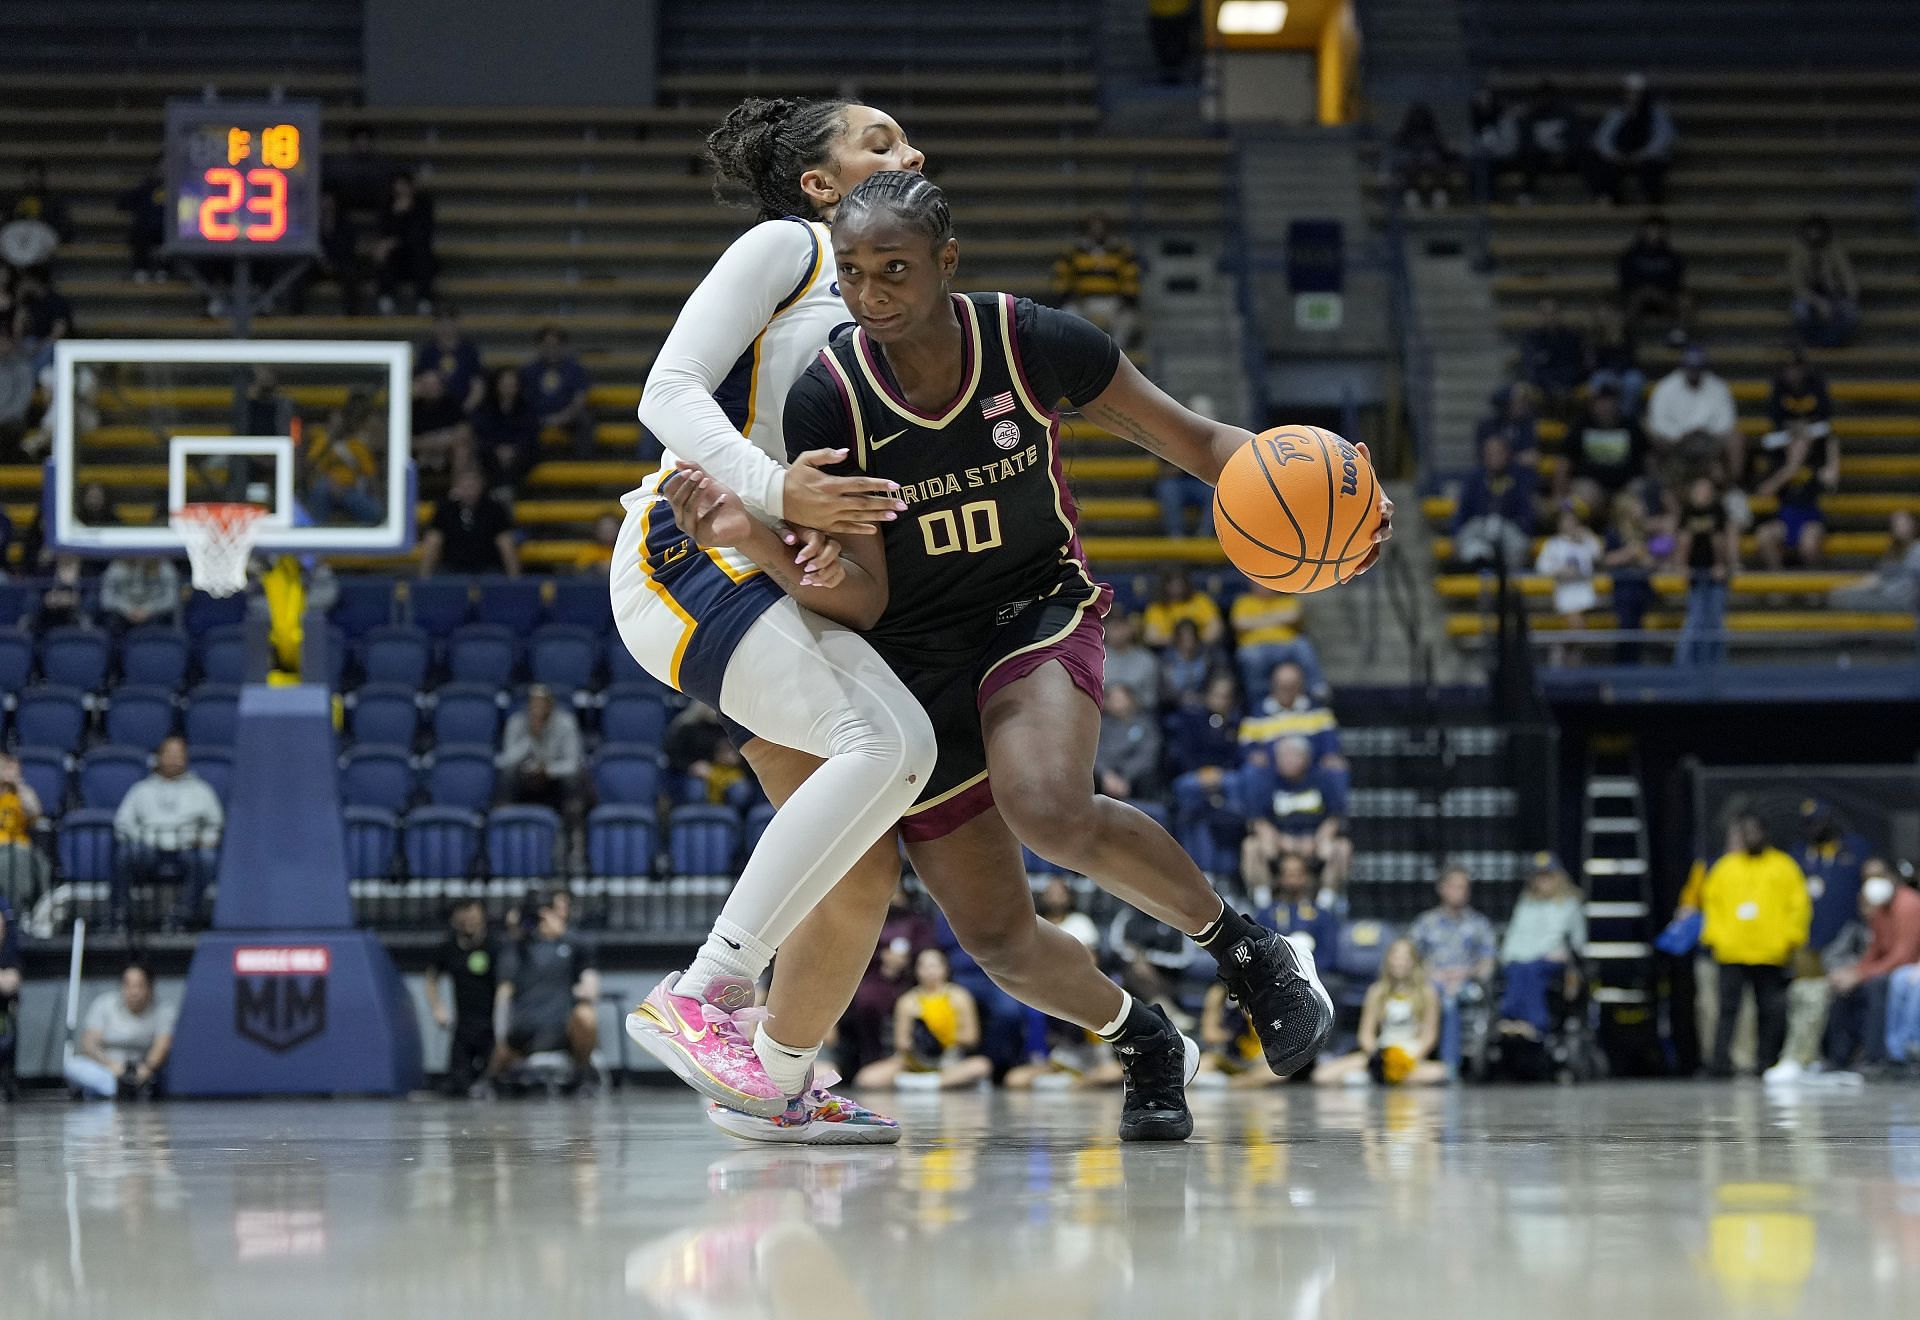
[165,100,323,257]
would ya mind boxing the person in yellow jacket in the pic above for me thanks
[1699,814,1810,1076]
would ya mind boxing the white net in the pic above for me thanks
[170,503,268,597]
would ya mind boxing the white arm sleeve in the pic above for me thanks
[636,220,816,522]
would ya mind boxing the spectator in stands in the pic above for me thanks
[573,513,619,575]
[853,947,993,1091]
[1515,80,1588,203]
[1466,85,1522,204]
[1674,475,1738,666]
[112,736,222,931]
[0,898,18,1100]
[1166,672,1243,779]
[0,754,49,912]
[1257,853,1343,958]
[1557,384,1647,520]
[1453,434,1537,572]
[1195,978,1269,1086]
[1239,737,1353,897]
[1050,212,1140,348]
[425,897,498,1097]
[11,271,74,373]
[291,191,365,317]
[1700,815,1809,1076]
[1102,611,1160,709]
[841,883,938,1076]
[1474,382,1541,460]
[1830,510,1920,613]
[3,159,75,249]
[1497,854,1586,1040]
[522,326,595,458]
[1518,300,1589,411]
[1239,659,1344,772]
[1411,865,1498,1072]
[0,319,35,457]
[488,889,600,1092]
[1229,580,1324,698]
[1535,504,1603,661]
[472,365,543,497]
[100,557,180,634]
[1617,214,1691,348]
[1589,73,1675,206]
[34,557,87,631]
[1820,858,1920,1073]
[411,307,484,462]
[1761,805,1869,1084]
[1039,876,1101,951]
[1157,429,1217,536]
[1787,215,1860,348]
[418,469,519,578]
[1313,939,1447,1087]
[114,157,168,283]
[62,964,173,1100]
[1142,567,1224,647]
[232,365,295,437]
[664,703,749,806]
[1146,0,1200,83]
[1602,493,1658,662]
[1158,618,1213,708]
[1752,347,1836,568]
[1388,103,1456,210]
[373,173,436,315]
[1647,346,1739,489]
[1094,683,1163,802]
[326,125,397,218]
[305,388,383,526]
[1584,302,1644,420]
[496,684,585,823]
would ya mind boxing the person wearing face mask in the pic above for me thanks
[1820,860,1920,1073]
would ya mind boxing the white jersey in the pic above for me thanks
[627,216,848,522]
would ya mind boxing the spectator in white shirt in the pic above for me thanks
[1646,346,1740,490]
[63,964,175,1099]
[1535,505,1603,665]
[497,684,585,822]
[100,557,180,633]
[1038,876,1102,952]
[112,735,223,929]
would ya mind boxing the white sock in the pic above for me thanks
[754,1022,821,1097]
[674,917,774,1001]
[1093,990,1134,1039]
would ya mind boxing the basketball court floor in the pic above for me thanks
[3,1082,1916,1318]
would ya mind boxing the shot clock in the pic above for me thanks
[164,100,323,257]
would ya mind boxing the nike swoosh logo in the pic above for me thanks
[872,429,908,450]
[663,999,708,1041]
[721,937,742,950]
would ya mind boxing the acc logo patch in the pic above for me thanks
[991,418,1022,450]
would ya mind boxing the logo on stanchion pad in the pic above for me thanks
[233,946,331,1052]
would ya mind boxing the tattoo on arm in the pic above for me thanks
[1082,400,1173,459]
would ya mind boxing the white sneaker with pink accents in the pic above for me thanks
[625,973,787,1118]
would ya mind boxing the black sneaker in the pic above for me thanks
[1114,1006,1200,1143]
[1216,922,1334,1077]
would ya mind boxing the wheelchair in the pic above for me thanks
[1462,956,1608,1085]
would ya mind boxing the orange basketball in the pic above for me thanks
[1212,425,1379,593]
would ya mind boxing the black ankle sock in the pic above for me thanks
[1191,904,1260,951]
[1098,997,1167,1045]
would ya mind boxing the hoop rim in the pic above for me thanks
[170,501,273,529]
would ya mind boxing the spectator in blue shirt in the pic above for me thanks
[1474,383,1542,460]
[1517,302,1588,410]
[1237,736,1353,897]
[1453,434,1538,572]
[412,307,485,444]
[1158,617,1213,708]
[520,325,595,458]
[1166,672,1243,779]
[1797,800,1869,954]
[1409,865,1499,1070]
[1256,853,1343,958]
[471,365,544,498]
[1237,661,1343,771]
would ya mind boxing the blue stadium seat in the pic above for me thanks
[329,576,398,640]
[184,684,241,747]
[17,748,68,817]
[474,576,545,633]
[403,806,482,879]
[1336,920,1400,983]
[57,809,120,885]
[424,745,497,811]
[339,746,415,813]
[40,626,110,692]
[668,804,740,875]
[528,625,599,692]
[315,626,350,690]
[360,625,432,688]
[0,582,29,629]
[192,747,235,804]
[591,743,661,807]
[743,801,777,855]
[119,627,190,689]
[606,631,649,685]
[600,684,668,747]
[183,590,245,636]
[344,805,400,880]
[79,745,149,810]
[348,684,420,747]
[548,576,611,633]
[102,686,177,751]
[0,626,32,694]
[196,624,248,685]
[14,685,87,750]
[445,624,518,687]
[431,684,501,746]
[586,804,656,878]
[487,804,561,879]
[406,579,472,637]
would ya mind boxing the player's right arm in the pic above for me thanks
[638,220,903,532]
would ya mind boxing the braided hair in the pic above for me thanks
[707,97,855,221]
[837,170,953,249]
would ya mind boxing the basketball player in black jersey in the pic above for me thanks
[664,172,1391,1138]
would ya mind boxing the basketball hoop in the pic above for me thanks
[171,502,269,597]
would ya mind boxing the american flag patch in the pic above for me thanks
[980,391,1017,420]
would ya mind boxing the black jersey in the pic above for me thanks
[784,293,1121,669]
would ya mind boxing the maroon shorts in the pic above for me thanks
[889,584,1112,842]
